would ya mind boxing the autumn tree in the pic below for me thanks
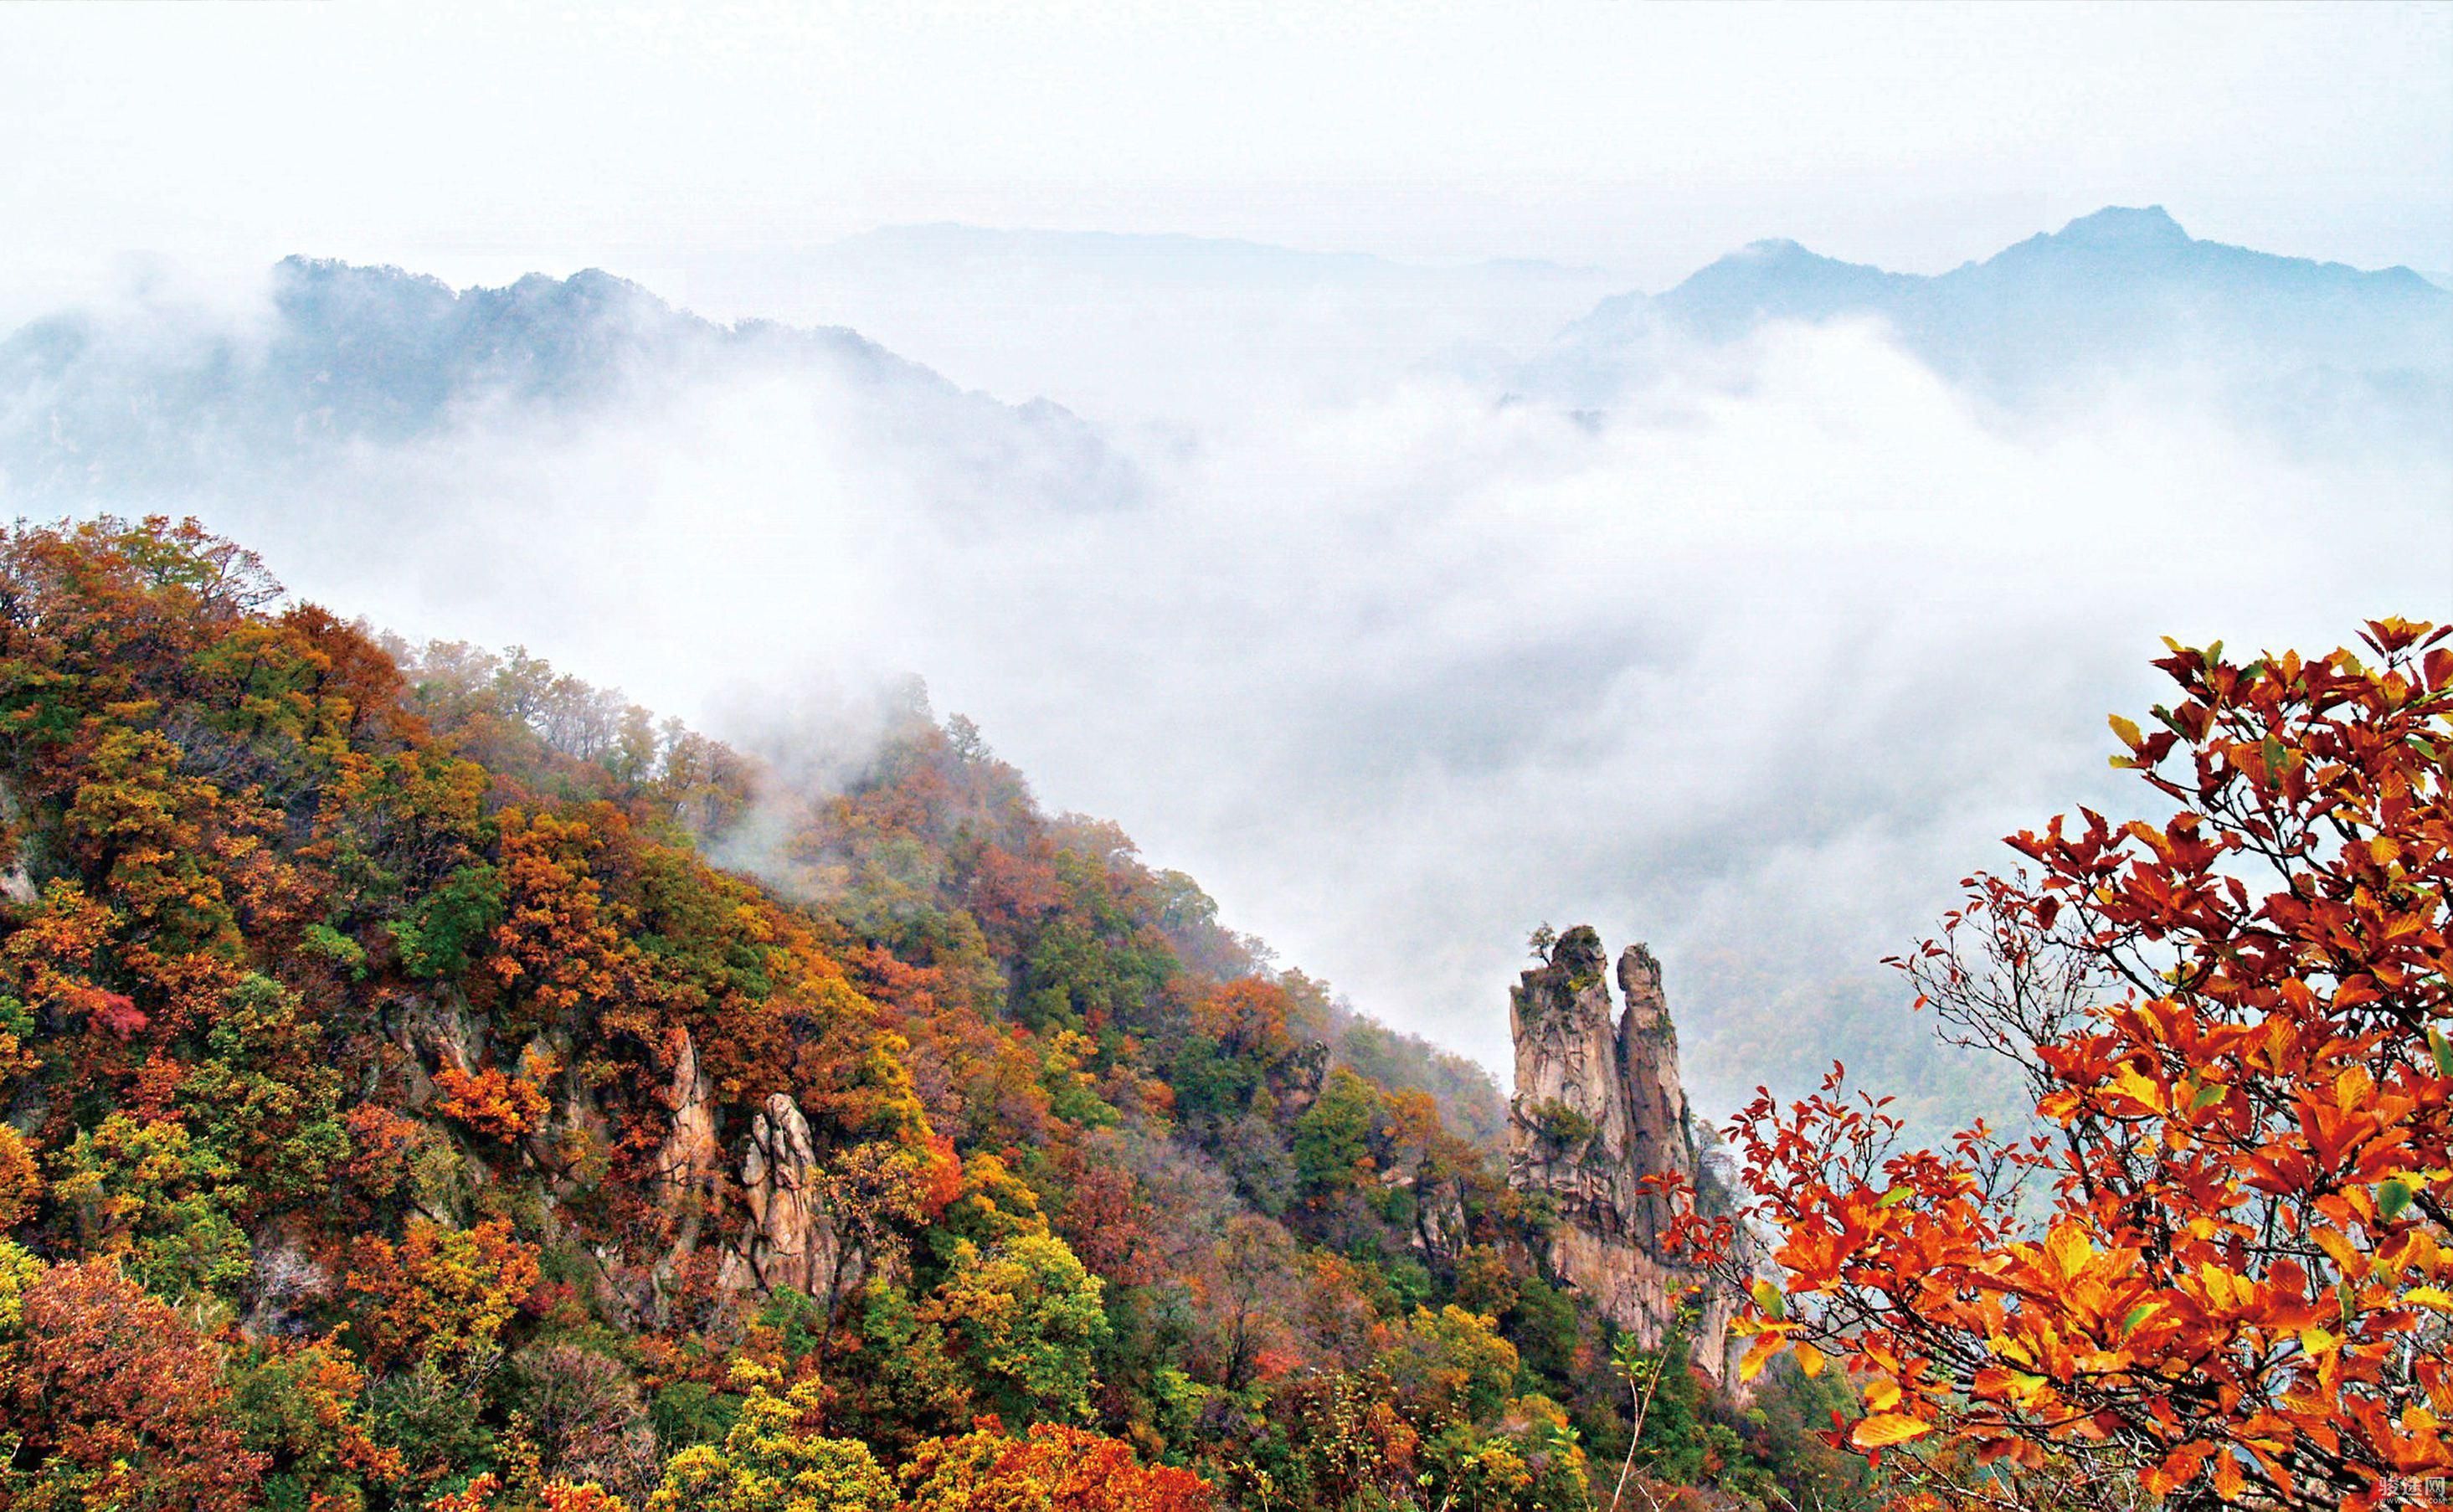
[924,1232,1113,1426]
[345,1216,542,1373]
[50,1111,255,1300]
[224,1332,405,1507]
[171,971,351,1207]
[901,1419,1219,1512]
[503,1341,659,1501]
[1696,621,2453,1509]
[645,1360,895,1512]
[0,1250,270,1512]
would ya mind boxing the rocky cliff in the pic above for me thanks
[1508,926,1752,1386]
[383,1005,879,1329]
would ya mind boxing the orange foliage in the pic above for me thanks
[0,1123,39,1229]
[487,809,642,1034]
[2,881,141,1037]
[919,1130,965,1221]
[1678,621,2453,1510]
[1193,978,1298,1062]
[0,1256,270,1512]
[902,1419,1218,1512]
[345,1216,543,1372]
[1052,1137,1161,1286]
[337,1103,424,1204]
[541,1481,634,1512]
[434,1057,556,1140]
[426,1474,632,1512]
[429,1472,506,1512]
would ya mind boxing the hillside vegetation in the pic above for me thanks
[0,517,1850,1512]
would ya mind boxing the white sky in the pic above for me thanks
[4,0,2450,305]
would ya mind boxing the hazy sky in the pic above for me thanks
[5,0,2450,307]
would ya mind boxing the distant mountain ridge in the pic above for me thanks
[1526,206,2453,412]
[0,256,1133,507]
[5,208,2444,512]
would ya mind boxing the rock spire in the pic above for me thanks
[1507,926,1751,1386]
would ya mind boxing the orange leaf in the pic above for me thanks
[1852,1413,1932,1449]
[1739,1330,1784,1383]
[2212,1451,2245,1502]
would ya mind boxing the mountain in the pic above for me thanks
[0,517,1857,1509]
[0,256,1134,511]
[1524,206,2453,415]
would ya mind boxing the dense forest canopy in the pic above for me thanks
[0,517,1854,1512]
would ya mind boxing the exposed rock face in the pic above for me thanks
[649,1030,721,1206]
[1614,944,1697,1253]
[244,1217,337,1338]
[641,1030,724,1319]
[0,778,39,905]
[1508,927,1752,1387]
[715,1093,846,1304]
[394,994,482,1112]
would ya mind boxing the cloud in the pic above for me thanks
[8,272,2447,1134]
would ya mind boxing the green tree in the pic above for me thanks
[174,973,349,1209]
[51,1114,254,1302]
[1293,1067,1381,1199]
[926,1232,1110,1425]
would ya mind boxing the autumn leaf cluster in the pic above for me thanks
[1669,621,2453,1510]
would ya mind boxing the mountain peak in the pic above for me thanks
[2050,204,2191,249]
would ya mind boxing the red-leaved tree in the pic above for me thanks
[1674,620,2452,1511]
[0,1256,270,1511]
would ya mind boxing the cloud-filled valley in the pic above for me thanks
[3,209,2447,1129]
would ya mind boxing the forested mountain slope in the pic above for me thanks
[0,518,1853,1511]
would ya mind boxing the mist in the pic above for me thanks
[4,253,2447,1130]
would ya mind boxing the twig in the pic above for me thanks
[1607,1354,1666,1512]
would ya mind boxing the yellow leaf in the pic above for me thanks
[1738,1331,1782,1383]
[2111,1063,2163,1112]
[2312,1226,2363,1275]
[1862,1377,1902,1412]
[2201,1261,2240,1309]
[1793,1340,1825,1379]
[2045,1221,2094,1282]
[2108,713,2142,749]
[1988,1334,2035,1367]
[1851,1413,1933,1449]
[1751,1278,1786,1320]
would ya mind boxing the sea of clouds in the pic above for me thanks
[5,255,2447,1131]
